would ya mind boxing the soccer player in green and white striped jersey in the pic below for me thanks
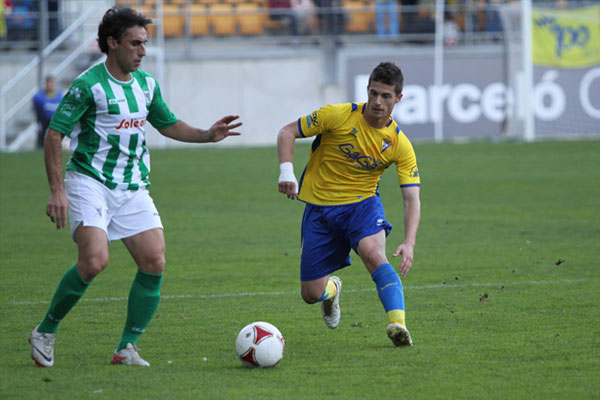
[29,7,242,368]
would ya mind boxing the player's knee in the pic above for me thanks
[141,251,166,275]
[300,287,322,304]
[77,252,109,281]
[359,247,387,271]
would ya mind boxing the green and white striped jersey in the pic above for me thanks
[50,63,178,190]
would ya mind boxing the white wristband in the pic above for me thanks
[278,162,298,189]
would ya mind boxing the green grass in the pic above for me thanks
[1,140,599,399]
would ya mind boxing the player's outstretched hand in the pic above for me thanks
[208,115,242,143]
[392,242,414,276]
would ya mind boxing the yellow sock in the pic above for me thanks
[387,309,406,327]
[323,279,337,300]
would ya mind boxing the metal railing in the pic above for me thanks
[0,0,111,151]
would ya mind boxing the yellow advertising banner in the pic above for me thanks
[533,6,600,68]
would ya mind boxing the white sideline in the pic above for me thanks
[5,278,589,306]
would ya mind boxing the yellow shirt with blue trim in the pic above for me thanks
[297,102,420,206]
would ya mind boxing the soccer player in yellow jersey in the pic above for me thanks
[277,62,420,346]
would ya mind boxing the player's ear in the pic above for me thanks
[395,93,403,103]
[107,36,118,50]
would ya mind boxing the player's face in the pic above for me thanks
[365,81,402,125]
[111,26,147,76]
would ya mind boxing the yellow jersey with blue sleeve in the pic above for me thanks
[297,102,420,206]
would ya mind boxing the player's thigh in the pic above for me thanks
[356,230,388,274]
[64,171,111,241]
[347,196,391,243]
[300,204,351,282]
[121,228,166,274]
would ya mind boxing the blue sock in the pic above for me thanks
[371,263,406,325]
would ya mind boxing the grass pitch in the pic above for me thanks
[1,140,599,399]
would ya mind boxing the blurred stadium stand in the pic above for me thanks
[101,0,508,41]
[1,0,598,150]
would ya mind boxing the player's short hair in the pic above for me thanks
[368,62,404,95]
[97,7,152,54]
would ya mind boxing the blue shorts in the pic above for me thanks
[300,195,392,281]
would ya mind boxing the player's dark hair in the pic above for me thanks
[368,62,404,95]
[97,7,152,54]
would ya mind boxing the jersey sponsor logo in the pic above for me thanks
[339,143,383,170]
[115,118,146,130]
[59,104,75,117]
[306,111,319,128]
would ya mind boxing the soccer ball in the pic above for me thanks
[235,321,285,368]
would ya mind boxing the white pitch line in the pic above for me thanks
[5,278,590,306]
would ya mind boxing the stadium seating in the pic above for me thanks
[117,0,378,38]
[342,0,374,34]
[190,4,210,36]
[209,3,237,36]
[237,3,265,36]
[163,4,186,37]
[141,5,157,35]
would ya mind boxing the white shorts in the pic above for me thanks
[64,170,163,242]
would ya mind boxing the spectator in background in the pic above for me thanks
[33,75,63,149]
[375,0,399,39]
[479,0,503,35]
[403,0,435,43]
[314,0,343,36]
[48,0,60,41]
[5,0,36,41]
[444,10,460,46]
[292,0,319,35]
[268,0,299,35]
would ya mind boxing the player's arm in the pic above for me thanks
[44,128,68,230]
[392,185,421,276]
[159,116,242,143]
[277,121,303,200]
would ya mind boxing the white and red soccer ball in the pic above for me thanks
[235,321,285,368]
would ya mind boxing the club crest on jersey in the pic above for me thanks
[68,87,82,100]
[116,118,146,130]
[381,139,391,153]
[143,91,152,103]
